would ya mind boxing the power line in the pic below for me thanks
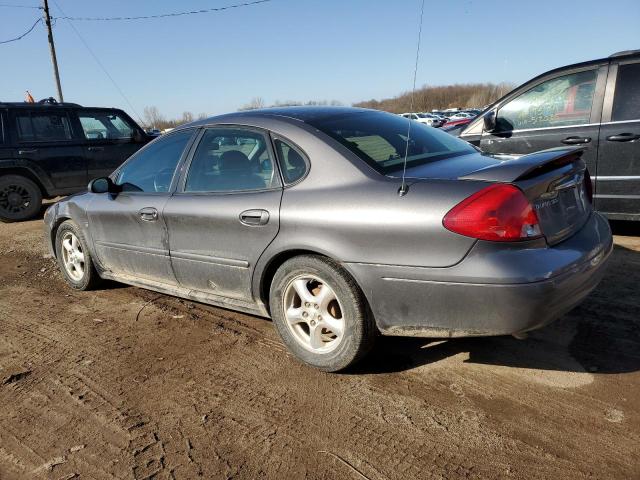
[0,17,41,44]
[53,0,271,21]
[0,3,41,8]
[51,0,144,125]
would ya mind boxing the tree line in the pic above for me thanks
[353,82,515,113]
[142,106,208,130]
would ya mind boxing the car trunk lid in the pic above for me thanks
[398,147,592,245]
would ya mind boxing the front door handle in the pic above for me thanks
[561,136,591,145]
[607,133,640,142]
[88,146,105,152]
[239,209,269,226]
[139,207,158,222]
[18,149,38,155]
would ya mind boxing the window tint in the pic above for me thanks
[497,70,597,130]
[184,128,278,192]
[16,112,72,142]
[78,111,135,140]
[612,63,640,122]
[117,129,193,193]
[274,138,308,183]
[307,111,475,175]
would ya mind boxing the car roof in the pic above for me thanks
[187,106,381,128]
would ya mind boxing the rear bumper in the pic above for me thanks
[345,212,613,337]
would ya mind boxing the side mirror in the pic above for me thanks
[133,129,145,142]
[88,177,119,194]
[483,110,497,132]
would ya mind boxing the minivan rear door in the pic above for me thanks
[463,64,608,178]
[595,59,640,219]
[75,109,148,181]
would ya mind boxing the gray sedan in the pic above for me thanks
[44,107,613,371]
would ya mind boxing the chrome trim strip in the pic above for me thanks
[600,119,640,126]
[170,250,249,268]
[594,194,640,199]
[592,176,640,181]
[96,241,167,256]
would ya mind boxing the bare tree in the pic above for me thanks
[181,111,194,123]
[197,112,208,120]
[238,97,265,111]
[143,106,165,128]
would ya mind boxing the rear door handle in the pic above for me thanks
[18,149,38,154]
[606,133,640,142]
[139,207,158,222]
[239,209,269,226]
[88,146,105,152]
[561,136,591,145]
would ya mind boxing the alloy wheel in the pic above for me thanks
[0,183,32,215]
[283,274,345,353]
[61,232,85,281]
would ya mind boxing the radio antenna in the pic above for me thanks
[399,0,425,197]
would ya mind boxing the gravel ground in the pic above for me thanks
[0,214,639,479]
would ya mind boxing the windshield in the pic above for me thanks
[307,111,475,175]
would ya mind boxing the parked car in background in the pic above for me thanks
[399,112,438,126]
[45,107,612,371]
[0,100,151,221]
[146,128,162,137]
[442,118,473,136]
[460,49,640,220]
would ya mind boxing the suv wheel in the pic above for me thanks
[55,220,102,290]
[0,175,43,222]
[269,255,375,372]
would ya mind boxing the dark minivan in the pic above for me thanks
[0,99,150,221]
[460,50,640,220]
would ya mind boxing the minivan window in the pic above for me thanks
[497,70,597,130]
[184,128,278,192]
[612,62,640,122]
[116,129,193,193]
[307,111,475,175]
[16,112,72,142]
[78,111,135,140]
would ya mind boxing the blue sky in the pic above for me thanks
[1,0,639,122]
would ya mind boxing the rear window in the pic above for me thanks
[307,111,475,174]
[612,62,640,122]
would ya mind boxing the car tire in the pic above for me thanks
[269,255,376,372]
[55,220,102,290]
[0,175,43,222]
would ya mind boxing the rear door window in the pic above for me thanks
[497,70,598,130]
[611,62,640,122]
[16,111,72,142]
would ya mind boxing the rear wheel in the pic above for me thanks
[0,175,42,222]
[55,220,102,290]
[269,255,375,372]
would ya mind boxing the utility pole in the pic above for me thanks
[42,0,64,102]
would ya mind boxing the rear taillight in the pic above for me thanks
[443,184,543,242]
[584,172,593,204]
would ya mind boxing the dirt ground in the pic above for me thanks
[0,212,639,480]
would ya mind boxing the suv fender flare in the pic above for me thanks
[0,159,54,196]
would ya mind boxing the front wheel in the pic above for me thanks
[269,255,375,372]
[55,220,102,290]
[0,175,43,222]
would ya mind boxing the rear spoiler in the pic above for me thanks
[460,147,586,182]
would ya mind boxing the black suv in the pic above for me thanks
[0,100,151,221]
[461,50,640,221]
